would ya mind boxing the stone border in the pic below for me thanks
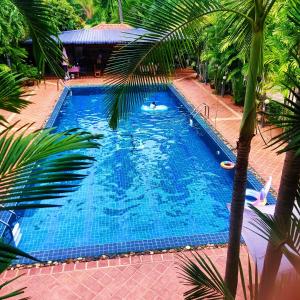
[9,242,244,271]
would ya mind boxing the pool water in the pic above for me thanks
[18,86,239,260]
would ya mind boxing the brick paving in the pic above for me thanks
[0,71,284,299]
[0,246,249,299]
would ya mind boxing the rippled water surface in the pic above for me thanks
[18,87,234,253]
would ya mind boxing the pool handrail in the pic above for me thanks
[191,102,210,119]
[57,79,72,95]
[0,219,13,233]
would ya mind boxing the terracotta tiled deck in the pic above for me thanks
[0,71,284,299]
[1,246,249,299]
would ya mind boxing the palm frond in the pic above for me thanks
[0,124,100,209]
[11,0,63,76]
[221,0,254,56]
[0,273,29,300]
[0,125,100,272]
[177,252,234,299]
[287,0,300,28]
[266,0,300,154]
[262,0,278,22]
[0,241,37,273]
[105,0,255,128]
[0,71,30,126]
[177,249,299,300]
[266,58,300,155]
[249,202,300,274]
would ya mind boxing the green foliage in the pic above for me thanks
[0,71,30,123]
[267,0,300,156]
[0,0,27,46]
[232,77,246,105]
[262,0,299,91]
[67,0,149,26]
[71,0,102,25]
[12,0,64,76]
[0,0,28,69]
[267,99,285,125]
[178,252,234,299]
[45,0,84,31]
[0,65,11,73]
[16,64,40,80]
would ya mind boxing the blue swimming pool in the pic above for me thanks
[14,85,271,262]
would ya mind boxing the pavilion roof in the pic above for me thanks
[25,23,147,45]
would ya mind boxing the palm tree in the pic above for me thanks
[104,0,278,296]
[260,89,300,298]
[258,2,300,293]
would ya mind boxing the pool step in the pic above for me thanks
[12,223,22,246]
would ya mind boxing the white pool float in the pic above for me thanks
[141,105,168,111]
[245,176,272,208]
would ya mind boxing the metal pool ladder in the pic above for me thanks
[189,103,210,126]
[57,79,72,95]
[0,208,22,246]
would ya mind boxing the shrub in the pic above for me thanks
[18,64,40,80]
[232,76,246,105]
[267,99,285,125]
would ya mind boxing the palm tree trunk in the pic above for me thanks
[117,0,124,23]
[259,150,300,299]
[224,29,263,296]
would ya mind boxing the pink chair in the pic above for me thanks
[68,66,80,78]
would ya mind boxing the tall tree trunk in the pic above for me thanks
[225,29,263,296]
[259,150,300,299]
[117,0,124,23]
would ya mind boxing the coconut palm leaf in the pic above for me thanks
[220,0,254,56]
[0,123,100,209]
[0,71,30,126]
[265,0,300,154]
[0,273,29,300]
[288,0,300,29]
[11,0,63,76]
[267,90,300,155]
[177,252,234,300]
[266,56,300,154]
[249,197,300,274]
[0,241,37,267]
[178,250,300,300]
[105,0,256,128]
[0,124,100,276]
[177,251,261,300]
